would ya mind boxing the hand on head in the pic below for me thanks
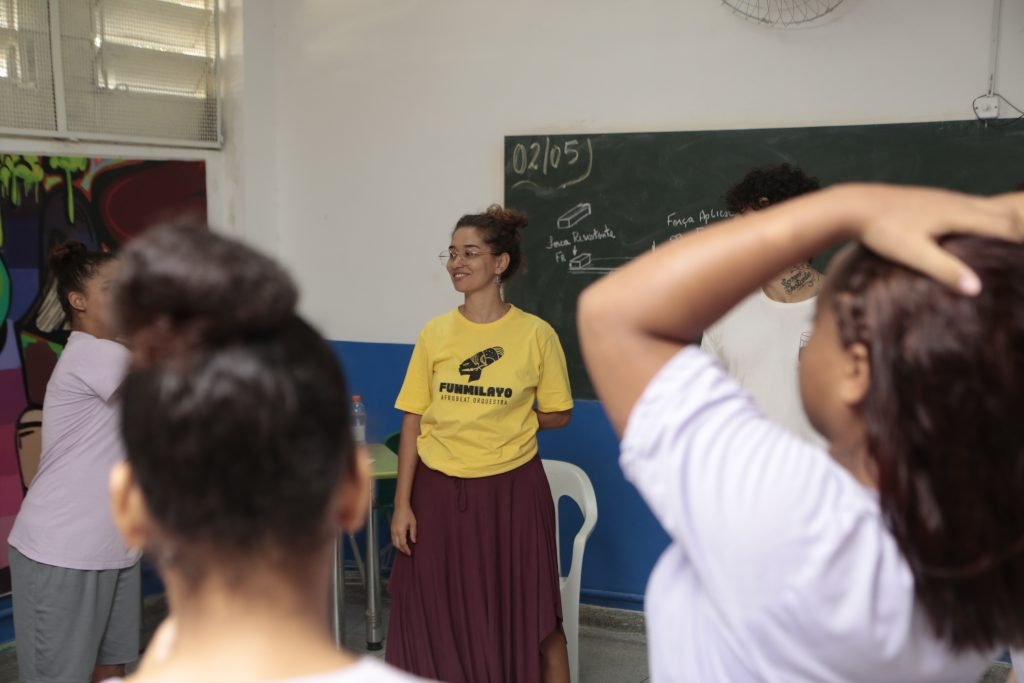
[833,184,1024,295]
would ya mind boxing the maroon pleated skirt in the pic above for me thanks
[385,456,563,683]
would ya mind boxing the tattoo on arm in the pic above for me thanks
[780,268,818,294]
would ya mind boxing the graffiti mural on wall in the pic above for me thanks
[0,155,207,594]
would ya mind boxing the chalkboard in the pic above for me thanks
[503,121,1024,400]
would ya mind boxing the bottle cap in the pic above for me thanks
[352,395,362,402]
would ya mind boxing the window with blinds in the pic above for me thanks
[0,0,219,146]
[0,0,57,132]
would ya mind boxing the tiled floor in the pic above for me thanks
[576,624,649,683]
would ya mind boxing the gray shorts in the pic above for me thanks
[9,546,141,683]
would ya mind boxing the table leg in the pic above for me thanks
[365,480,384,650]
[331,535,345,648]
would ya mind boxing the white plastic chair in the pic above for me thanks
[543,459,598,683]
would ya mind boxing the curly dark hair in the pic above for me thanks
[826,236,1024,652]
[113,225,354,583]
[725,163,821,213]
[454,205,529,282]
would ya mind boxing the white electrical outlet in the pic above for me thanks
[974,95,1000,119]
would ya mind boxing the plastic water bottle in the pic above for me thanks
[351,395,367,445]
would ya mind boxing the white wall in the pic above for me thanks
[220,0,276,247]
[234,0,1024,343]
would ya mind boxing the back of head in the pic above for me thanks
[455,204,529,282]
[48,240,116,322]
[113,225,353,581]
[826,236,1024,651]
[725,163,821,213]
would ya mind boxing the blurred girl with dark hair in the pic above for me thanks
[104,225,424,683]
[579,185,1024,682]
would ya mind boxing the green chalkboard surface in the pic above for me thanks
[503,121,1024,400]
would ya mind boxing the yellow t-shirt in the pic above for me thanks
[395,305,574,478]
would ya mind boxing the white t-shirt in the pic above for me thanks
[8,331,140,570]
[103,658,428,683]
[701,289,824,447]
[621,347,996,683]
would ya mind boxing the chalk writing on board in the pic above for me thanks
[666,208,735,230]
[568,252,631,275]
[546,226,616,251]
[557,202,592,229]
[509,137,594,191]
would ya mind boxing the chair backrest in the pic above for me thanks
[384,431,401,454]
[542,459,598,576]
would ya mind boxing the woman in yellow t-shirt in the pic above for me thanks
[386,205,574,683]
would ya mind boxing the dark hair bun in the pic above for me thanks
[455,205,529,282]
[48,241,117,322]
[485,204,528,234]
[48,241,87,272]
[114,225,298,347]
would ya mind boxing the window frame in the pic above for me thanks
[0,0,222,149]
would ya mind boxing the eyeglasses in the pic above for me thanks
[439,249,497,263]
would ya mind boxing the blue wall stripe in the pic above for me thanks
[579,588,645,611]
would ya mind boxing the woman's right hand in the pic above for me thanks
[835,184,1024,295]
[391,502,417,556]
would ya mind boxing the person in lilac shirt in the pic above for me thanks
[579,185,1024,682]
[8,241,140,682]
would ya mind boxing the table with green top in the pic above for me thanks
[331,444,399,650]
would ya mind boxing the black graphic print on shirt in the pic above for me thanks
[459,346,504,382]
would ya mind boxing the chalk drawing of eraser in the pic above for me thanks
[557,203,592,230]
[569,253,592,269]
